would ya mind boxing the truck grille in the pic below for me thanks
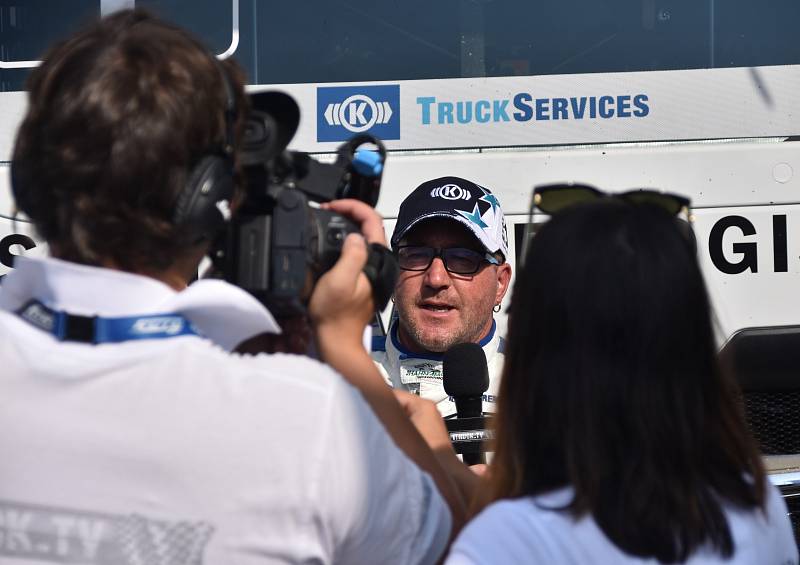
[742,390,800,455]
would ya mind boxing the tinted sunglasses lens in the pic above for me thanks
[536,186,600,214]
[397,247,433,270]
[623,192,683,215]
[443,248,482,274]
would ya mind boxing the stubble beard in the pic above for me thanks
[397,305,491,353]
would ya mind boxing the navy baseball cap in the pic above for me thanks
[391,176,509,259]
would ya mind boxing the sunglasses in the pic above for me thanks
[396,246,500,275]
[521,183,694,262]
[533,183,692,217]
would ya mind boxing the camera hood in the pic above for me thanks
[242,90,300,167]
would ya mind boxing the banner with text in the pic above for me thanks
[249,64,800,153]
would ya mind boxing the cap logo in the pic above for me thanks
[430,184,471,201]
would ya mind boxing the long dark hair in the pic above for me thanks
[490,199,765,562]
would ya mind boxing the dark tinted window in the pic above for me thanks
[136,0,234,55]
[0,1,99,90]
[2,0,800,90]
[241,0,800,82]
[0,0,235,90]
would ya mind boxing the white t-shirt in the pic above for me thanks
[0,256,451,565]
[446,484,797,565]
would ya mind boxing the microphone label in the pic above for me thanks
[449,429,495,443]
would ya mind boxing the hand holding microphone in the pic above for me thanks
[393,389,453,454]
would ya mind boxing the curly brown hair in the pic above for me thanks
[11,9,249,272]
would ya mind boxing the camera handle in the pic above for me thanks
[335,135,387,207]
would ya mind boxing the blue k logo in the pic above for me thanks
[317,85,400,142]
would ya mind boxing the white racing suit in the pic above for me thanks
[371,320,505,417]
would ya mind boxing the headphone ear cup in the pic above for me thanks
[174,155,234,243]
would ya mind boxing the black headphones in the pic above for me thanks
[172,59,238,243]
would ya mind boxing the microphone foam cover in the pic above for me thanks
[443,342,489,397]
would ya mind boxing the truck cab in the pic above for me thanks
[2,0,800,535]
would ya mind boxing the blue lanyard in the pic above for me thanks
[16,300,201,344]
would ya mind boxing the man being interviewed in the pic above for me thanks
[373,177,513,417]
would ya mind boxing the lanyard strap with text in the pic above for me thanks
[16,300,201,344]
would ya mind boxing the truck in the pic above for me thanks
[2,0,800,532]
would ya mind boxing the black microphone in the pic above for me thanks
[443,343,489,465]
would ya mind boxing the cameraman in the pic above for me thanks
[0,10,464,564]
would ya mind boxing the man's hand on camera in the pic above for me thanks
[310,233,374,349]
[321,199,387,246]
[312,198,387,348]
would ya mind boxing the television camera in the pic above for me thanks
[211,92,398,316]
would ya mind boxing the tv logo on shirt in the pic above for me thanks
[317,85,400,142]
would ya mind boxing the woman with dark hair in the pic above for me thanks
[445,194,797,564]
